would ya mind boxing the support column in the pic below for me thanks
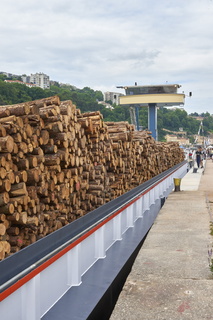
[135,106,140,131]
[148,103,158,140]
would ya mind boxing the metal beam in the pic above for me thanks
[119,93,185,106]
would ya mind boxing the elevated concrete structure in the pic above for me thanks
[119,92,185,107]
[119,84,185,140]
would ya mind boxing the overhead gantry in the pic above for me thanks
[118,84,185,140]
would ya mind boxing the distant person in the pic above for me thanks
[207,149,210,159]
[200,150,204,168]
[188,150,194,168]
[196,147,202,168]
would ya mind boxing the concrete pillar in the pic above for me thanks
[135,106,140,131]
[148,103,158,140]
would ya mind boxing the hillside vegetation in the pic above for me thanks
[0,76,213,141]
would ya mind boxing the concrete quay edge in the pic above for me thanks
[110,160,213,320]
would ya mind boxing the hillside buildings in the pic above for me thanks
[165,134,190,145]
[104,91,124,105]
[4,80,36,88]
[1,71,50,89]
[29,73,50,89]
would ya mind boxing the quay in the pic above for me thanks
[110,160,213,320]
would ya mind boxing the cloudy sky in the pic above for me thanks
[1,0,213,113]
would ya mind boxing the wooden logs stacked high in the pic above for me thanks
[0,96,184,260]
[76,111,111,206]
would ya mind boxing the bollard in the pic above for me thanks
[173,178,181,192]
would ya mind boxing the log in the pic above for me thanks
[27,216,39,226]
[0,224,6,235]
[0,167,7,179]
[0,203,15,214]
[44,154,61,166]
[6,103,30,116]
[9,182,28,197]
[0,107,10,118]
[41,144,58,154]
[0,213,6,222]
[0,243,5,260]
[16,170,28,183]
[1,240,10,254]
[29,96,60,108]
[0,179,11,193]
[40,130,50,145]
[7,227,20,236]
[0,192,10,206]
[0,124,7,137]
[17,212,28,225]
[10,195,29,206]
[16,159,30,170]
[8,235,24,247]
[0,136,14,153]
[26,168,41,184]
[0,115,17,124]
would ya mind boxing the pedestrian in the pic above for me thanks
[207,148,210,159]
[195,147,202,168]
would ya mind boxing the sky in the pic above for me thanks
[1,0,213,114]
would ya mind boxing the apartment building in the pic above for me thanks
[21,75,31,84]
[30,72,50,89]
[104,91,124,105]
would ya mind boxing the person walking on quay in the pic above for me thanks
[196,147,202,168]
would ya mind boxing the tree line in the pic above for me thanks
[0,75,212,141]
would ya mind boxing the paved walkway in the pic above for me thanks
[110,160,213,320]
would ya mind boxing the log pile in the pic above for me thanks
[0,96,184,260]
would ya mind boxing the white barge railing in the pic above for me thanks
[0,161,187,320]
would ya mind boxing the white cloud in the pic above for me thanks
[1,0,213,113]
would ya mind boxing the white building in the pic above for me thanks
[104,91,124,105]
[4,80,36,88]
[21,75,31,84]
[30,72,50,89]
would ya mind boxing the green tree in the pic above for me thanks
[1,79,213,142]
[0,74,7,81]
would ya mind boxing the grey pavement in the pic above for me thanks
[110,160,213,320]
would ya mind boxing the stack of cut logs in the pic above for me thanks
[0,96,184,260]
